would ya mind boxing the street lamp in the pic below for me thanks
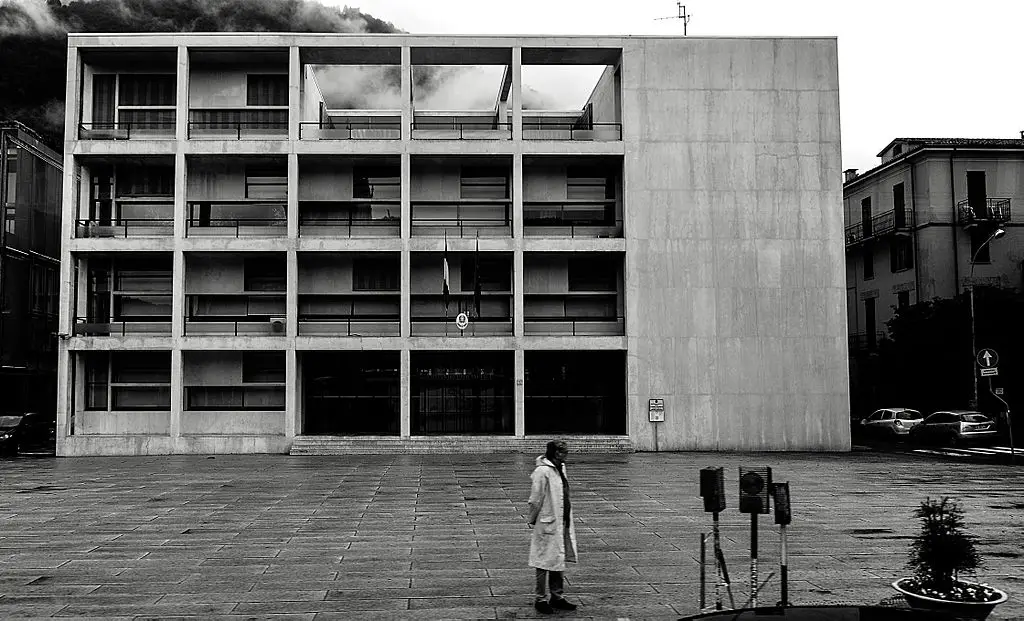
[968,226,1005,408]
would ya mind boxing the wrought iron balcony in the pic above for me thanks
[845,208,914,247]
[957,198,1011,228]
[848,331,886,353]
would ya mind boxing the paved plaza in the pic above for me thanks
[0,451,1021,620]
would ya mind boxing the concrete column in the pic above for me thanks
[512,153,524,239]
[287,153,298,239]
[401,152,411,240]
[173,151,186,239]
[287,250,298,337]
[169,348,183,443]
[175,46,189,142]
[511,47,522,141]
[172,250,185,338]
[401,47,412,141]
[400,349,411,437]
[63,46,80,140]
[513,151,525,338]
[285,348,298,438]
[515,348,525,437]
[56,149,78,450]
[401,152,411,338]
[288,46,300,141]
[514,250,524,338]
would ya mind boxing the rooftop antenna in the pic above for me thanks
[655,2,691,35]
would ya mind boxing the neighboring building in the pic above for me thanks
[57,33,848,456]
[1,121,62,419]
[843,137,1024,411]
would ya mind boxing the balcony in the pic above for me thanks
[523,200,622,238]
[522,108,621,141]
[845,208,914,247]
[957,198,1011,228]
[524,293,623,336]
[298,200,400,238]
[185,293,286,336]
[299,114,401,140]
[411,200,512,237]
[76,198,175,238]
[411,293,513,336]
[186,200,287,237]
[78,118,176,140]
[412,114,512,141]
[187,109,288,140]
[297,294,400,337]
[848,331,886,353]
[74,313,172,337]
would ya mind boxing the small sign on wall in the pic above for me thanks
[649,398,665,422]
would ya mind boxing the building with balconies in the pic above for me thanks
[57,33,848,456]
[1,121,62,420]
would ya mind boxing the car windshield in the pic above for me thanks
[0,415,23,428]
[962,414,990,422]
[896,411,921,420]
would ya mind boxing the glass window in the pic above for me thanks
[962,414,990,423]
[245,165,287,199]
[118,74,176,106]
[244,257,286,291]
[243,352,286,383]
[568,256,617,292]
[353,257,399,291]
[881,411,893,420]
[460,167,508,200]
[896,411,920,420]
[461,256,511,292]
[353,166,400,200]
[246,74,288,106]
[890,238,914,272]
[863,246,874,280]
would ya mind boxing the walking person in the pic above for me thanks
[527,439,578,614]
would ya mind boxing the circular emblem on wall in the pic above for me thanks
[455,312,470,330]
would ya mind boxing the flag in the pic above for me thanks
[442,232,450,311]
[473,231,481,317]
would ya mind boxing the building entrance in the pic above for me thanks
[302,351,399,435]
[411,351,513,435]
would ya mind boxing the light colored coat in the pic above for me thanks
[527,456,578,571]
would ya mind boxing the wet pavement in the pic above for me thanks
[0,451,1021,619]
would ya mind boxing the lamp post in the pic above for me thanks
[968,227,1005,408]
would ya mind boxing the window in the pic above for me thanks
[897,291,910,310]
[861,197,872,235]
[970,229,993,263]
[92,75,116,124]
[460,167,508,199]
[864,297,876,348]
[116,164,173,197]
[353,257,399,291]
[243,352,286,383]
[83,352,109,410]
[111,352,171,411]
[892,144,902,157]
[118,75,175,106]
[893,182,906,227]
[568,256,617,292]
[890,238,914,272]
[246,74,288,106]
[245,165,287,199]
[881,411,893,420]
[461,256,511,292]
[244,257,286,291]
[862,247,874,280]
[566,169,614,201]
[353,166,400,200]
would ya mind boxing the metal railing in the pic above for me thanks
[412,121,512,140]
[298,217,401,238]
[78,121,175,140]
[297,317,401,337]
[75,218,175,238]
[74,317,172,336]
[522,122,622,141]
[299,121,401,140]
[845,208,915,246]
[185,217,287,238]
[187,108,289,139]
[410,317,514,337]
[524,316,625,336]
[183,318,287,336]
[957,198,1012,226]
[410,218,512,237]
[184,386,285,411]
[524,201,622,238]
[848,331,887,352]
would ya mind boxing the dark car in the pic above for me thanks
[908,410,998,447]
[0,413,56,456]
[680,605,959,620]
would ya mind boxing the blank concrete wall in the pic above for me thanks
[523,166,566,201]
[299,161,354,201]
[183,351,242,386]
[623,37,848,452]
[187,160,246,200]
[185,255,245,293]
[298,254,353,293]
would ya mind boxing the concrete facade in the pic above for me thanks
[58,33,848,455]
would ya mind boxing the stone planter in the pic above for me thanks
[893,578,1008,620]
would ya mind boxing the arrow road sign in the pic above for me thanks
[977,348,999,369]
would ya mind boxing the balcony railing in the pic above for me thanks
[185,199,287,237]
[187,108,288,139]
[299,120,401,140]
[410,317,514,336]
[522,122,622,141]
[845,208,914,247]
[298,200,401,238]
[957,198,1011,227]
[183,319,287,336]
[75,218,175,238]
[524,316,624,336]
[73,317,172,336]
[848,331,886,352]
[412,121,512,140]
[297,317,401,337]
[77,121,175,140]
[411,200,512,237]
[524,201,622,238]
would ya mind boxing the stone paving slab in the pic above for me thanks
[0,451,1021,619]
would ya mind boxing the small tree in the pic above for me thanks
[906,497,982,594]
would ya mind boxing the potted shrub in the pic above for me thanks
[892,497,1008,620]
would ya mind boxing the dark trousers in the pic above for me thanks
[535,568,564,601]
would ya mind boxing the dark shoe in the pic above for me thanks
[535,600,554,614]
[550,598,577,611]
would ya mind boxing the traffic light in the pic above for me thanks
[771,482,791,525]
[738,466,772,514]
[699,466,726,513]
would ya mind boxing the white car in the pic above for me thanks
[859,408,924,439]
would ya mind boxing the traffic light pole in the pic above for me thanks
[779,524,789,606]
[750,512,758,608]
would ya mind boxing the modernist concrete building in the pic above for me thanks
[57,33,848,456]
[1,121,62,418]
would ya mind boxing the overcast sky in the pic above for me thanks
[334,0,1024,173]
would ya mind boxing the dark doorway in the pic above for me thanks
[303,351,399,435]
[525,350,626,434]
[411,351,513,435]
[966,171,987,214]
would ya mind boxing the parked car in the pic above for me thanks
[908,410,998,447]
[859,408,923,439]
[0,413,56,455]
